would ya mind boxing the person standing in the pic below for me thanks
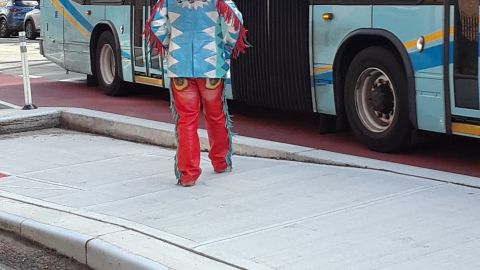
[145,0,248,187]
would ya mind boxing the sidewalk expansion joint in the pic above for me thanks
[15,175,86,191]
[193,183,446,249]
[0,194,248,270]
[84,237,95,266]
[17,154,139,176]
[83,229,128,266]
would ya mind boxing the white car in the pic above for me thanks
[23,3,38,39]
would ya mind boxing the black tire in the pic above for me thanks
[344,46,411,152]
[86,74,99,87]
[318,113,336,134]
[95,31,126,96]
[0,18,10,38]
[25,20,37,40]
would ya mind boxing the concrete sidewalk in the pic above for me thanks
[1,109,480,270]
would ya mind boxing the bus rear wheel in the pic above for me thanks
[95,31,126,96]
[344,46,411,153]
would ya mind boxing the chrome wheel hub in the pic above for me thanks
[354,67,397,133]
[99,44,115,86]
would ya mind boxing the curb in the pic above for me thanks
[0,108,60,134]
[0,194,245,270]
[0,211,169,270]
[86,239,169,270]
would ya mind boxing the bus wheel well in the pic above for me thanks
[90,25,112,77]
[334,35,407,126]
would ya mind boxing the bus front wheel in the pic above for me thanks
[95,31,126,96]
[344,46,411,153]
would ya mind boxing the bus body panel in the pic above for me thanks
[63,1,100,74]
[41,1,133,82]
[41,0,65,69]
[373,5,446,133]
[105,7,133,83]
[312,5,371,115]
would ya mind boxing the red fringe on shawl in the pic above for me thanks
[216,0,249,59]
[144,0,166,57]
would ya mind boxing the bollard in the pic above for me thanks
[19,31,37,110]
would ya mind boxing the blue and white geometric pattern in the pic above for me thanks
[150,0,242,78]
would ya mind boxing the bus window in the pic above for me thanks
[133,0,146,69]
[454,0,480,109]
[455,0,478,76]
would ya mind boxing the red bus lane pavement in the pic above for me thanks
[0,73,479,178]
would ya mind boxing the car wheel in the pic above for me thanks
[95,31,126,96]
[25,20,36,40]
[0,18,10,38]
[344,46,411,152]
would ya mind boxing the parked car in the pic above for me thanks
[0,0,38,38]
[23,3,39,39]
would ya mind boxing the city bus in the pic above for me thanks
[40,0,480,152]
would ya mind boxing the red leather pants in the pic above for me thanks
[171,78,231,183]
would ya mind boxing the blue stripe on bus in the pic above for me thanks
[313,72,332,86]
[121,50,131,59]
[409,42,453,71]
[313,42,455,86]
[59,0,94,32]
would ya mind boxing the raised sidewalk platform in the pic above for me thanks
[0,108,479,270]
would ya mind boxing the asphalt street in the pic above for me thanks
[0,229,91,270]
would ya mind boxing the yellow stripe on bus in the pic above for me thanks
[404,26,455,51]
[51,0,90,39]
[452,122,480,137]
[313,65,332,75]
[134,76,164,87]
[311,27,458,76]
